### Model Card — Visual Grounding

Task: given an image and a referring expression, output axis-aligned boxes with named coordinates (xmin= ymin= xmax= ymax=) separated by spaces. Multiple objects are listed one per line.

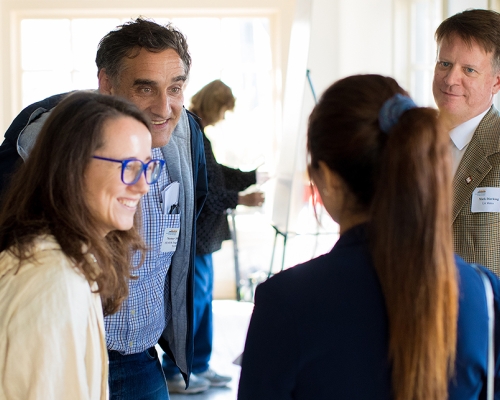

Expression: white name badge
xmin=471 ymin=187 xmax=500 ymax=213
xmin=161 ymin=227 xmax=180 ymax=253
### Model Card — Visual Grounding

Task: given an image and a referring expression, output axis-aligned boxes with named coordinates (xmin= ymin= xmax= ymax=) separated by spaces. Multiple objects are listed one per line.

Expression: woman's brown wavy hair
xmin=0 ymin=91 xmax=148 ymax=315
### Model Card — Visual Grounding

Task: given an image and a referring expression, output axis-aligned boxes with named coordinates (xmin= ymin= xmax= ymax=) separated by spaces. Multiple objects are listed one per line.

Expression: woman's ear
xmin=318 ymin=161 xmax=343 ymax=194
xmin=315 ymin=161 xmax=348 ymax=222
xmin=316 ymin=161 xmax=369 ymax=233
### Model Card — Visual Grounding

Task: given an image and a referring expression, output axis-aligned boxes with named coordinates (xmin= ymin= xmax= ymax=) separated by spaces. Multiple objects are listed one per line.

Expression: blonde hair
xmin=190 ymin=79 xmax=235 ymax=127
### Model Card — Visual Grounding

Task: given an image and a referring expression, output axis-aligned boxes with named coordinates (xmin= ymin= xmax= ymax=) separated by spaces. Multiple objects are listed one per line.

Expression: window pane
xmin=72 ymin=71 xmax=98 ymax=91
xmin=172 ymin=18 xmax=224 ymax=94
xmin=71 ymin=18 xmax=121 ymax=71
xmin=21 ymin=19 xmax=72 ymax=70
xmin=409 ymin=0 xmax=441 ymax=106
xmin=169 ymin=17 xmax=273 ymax=169
xmin=447 ymin=0 xmax=487 ymax=17
xmin=19 ymin=16 xmax=275 ymax=170
xmin=22 ymin=71 xmax=72 ymax=107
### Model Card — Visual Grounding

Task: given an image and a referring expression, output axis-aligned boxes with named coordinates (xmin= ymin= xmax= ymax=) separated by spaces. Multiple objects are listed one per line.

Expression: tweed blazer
xmin=453 ymin=105 xmax=500 ymax=276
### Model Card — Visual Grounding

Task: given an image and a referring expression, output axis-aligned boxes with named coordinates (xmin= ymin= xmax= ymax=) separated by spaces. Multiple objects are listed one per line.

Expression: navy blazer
xmin=0 ymin=92 xmax=66 ymax=198
xmin=238 ymin=224 xmax=500 ymax=399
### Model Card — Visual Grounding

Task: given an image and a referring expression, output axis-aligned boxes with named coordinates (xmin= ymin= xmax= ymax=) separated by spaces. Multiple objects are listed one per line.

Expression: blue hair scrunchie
xmin=378 ymin=93 xmax=418 ymax=133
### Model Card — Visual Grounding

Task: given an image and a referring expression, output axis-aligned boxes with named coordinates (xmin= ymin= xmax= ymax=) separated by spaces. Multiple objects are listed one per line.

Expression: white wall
xmin=270 ymin=0 xmax=395 ymax=235
xmin=295 ymin=0 xmax=395 ymax=139
xmin=447 ymin=0 xmax=488 ymax=15
xmin=306 ymin=0 xmax=394 ymax=104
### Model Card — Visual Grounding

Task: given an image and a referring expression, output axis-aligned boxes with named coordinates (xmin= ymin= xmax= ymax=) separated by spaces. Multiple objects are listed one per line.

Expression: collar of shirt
xmin=449 ymin=109 xmax=489 ymax=176
xmin=450 ymin=109 xmax=489 ymax=151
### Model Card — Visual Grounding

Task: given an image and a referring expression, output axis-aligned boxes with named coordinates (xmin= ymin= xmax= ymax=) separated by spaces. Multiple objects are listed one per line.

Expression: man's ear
xmin=492 ymin=66 xmax=500 ymax=95
xmin=98 ymin=69 xmax=113 ymax=95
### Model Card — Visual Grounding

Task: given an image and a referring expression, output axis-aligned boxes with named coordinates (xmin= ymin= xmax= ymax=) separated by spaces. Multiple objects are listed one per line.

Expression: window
xmin=409 ymin=0 xmax=442 ymax=106
xmin=20 ymin=18 xmax=121 ymax=107
xmin=18 ymin=14 xmax=276 ymax=170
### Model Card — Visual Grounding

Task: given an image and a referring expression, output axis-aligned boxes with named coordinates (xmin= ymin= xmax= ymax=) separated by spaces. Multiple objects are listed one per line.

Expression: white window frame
xmin=0 ymin=2 xmax=298 ymax=141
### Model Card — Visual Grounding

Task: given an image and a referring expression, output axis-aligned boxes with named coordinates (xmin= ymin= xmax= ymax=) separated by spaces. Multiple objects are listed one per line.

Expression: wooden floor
xmin=166 ymin=300 xmax=254 ymax=400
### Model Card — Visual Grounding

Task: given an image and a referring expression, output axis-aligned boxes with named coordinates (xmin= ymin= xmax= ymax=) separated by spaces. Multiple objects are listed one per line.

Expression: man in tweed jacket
xmin=433 ymin=9 xmax=500 ymax=275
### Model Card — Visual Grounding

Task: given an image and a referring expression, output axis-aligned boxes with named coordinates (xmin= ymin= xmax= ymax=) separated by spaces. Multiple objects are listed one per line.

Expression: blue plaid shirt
xmin=105 ymin=148 xmax=180 ymax=354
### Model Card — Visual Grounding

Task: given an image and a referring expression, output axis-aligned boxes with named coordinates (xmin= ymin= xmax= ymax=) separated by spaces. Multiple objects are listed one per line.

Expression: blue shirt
xmin=105 ymin=148 xmax=180 ymax=354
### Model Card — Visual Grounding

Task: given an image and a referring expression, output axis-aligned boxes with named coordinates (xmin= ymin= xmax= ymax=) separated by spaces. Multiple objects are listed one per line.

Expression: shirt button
xmin=131 ymin=310 xmax=136 ymax=316
xmin=129 ymin=341 xmax=133 ymax=347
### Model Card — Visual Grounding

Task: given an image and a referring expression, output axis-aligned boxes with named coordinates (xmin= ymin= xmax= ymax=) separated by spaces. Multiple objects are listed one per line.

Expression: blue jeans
xmin=163 ymin=253 xmax=213 ymax=377
xmin=109 ymin=347 xmax=170 ymax=400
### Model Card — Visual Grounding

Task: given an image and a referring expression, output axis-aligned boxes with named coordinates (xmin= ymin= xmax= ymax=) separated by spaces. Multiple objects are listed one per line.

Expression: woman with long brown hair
xmin=0 ymin=91 xmax=164 ymax=399
xmin=238 ymin=74 xmax=500 ymax=399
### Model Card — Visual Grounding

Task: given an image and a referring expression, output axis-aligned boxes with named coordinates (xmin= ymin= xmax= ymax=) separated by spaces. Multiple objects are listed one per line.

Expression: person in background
xmin=0 ymin=18 xmax=208 ymax=399
xmin=433 ymin=9 xmax=500 ymax=275
xmin=238 ymin=74 xmax=500 ymax=400
xmin=163 ymin=79 xmax=264 ymax=394
xmin=0 ymin=91 xmax=160 ymax=399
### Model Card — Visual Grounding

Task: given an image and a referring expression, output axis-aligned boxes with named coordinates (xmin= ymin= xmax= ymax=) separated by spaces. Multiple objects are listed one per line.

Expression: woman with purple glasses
xmin=0 ymin=91 xmax=163 ymax=399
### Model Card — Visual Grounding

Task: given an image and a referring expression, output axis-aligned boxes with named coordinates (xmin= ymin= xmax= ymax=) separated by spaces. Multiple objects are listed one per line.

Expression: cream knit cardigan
xmin=0 ymin=235 xmax=108 ymax=399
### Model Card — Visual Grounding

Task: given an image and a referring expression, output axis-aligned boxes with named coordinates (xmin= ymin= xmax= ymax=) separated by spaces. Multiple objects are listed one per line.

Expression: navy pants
xmin=163 ymin=253 xmax=213 ymax=376
xmin=109 ymin=347 xmax=169 ymax=399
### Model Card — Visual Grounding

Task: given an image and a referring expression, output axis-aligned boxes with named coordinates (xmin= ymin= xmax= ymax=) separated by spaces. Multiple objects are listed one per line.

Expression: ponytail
xmin=370 ymin=105 xmax=458 ymax=400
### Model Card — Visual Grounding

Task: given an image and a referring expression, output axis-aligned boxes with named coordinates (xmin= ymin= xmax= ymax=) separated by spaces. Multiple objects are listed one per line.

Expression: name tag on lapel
xmin=471 ymin=187 xmax=500 ymax=212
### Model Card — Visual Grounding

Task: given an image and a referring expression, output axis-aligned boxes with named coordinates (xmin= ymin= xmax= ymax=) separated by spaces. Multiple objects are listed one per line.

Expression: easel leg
xmin=268 ymin=228 xmax=280 ymax=279
xmin=228 ymin=210 xmax=241 ymax=301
